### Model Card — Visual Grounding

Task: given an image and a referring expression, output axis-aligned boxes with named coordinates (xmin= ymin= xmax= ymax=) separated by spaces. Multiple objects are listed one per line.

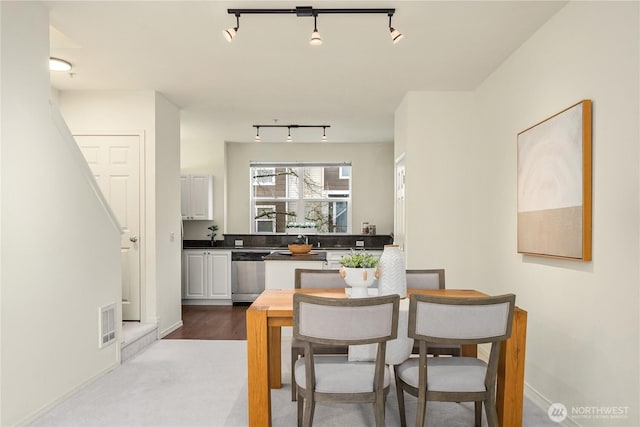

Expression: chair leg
xmin=291 ymin=349 xmax=298 ymax=401
xmin=485 ymin=395 xmax=499 ymax=427
xmin=297 ymin=393 xmax=304 ymax=427
xmin=374 ymin=391 xmax=385 ymax=427
xmin=303 ymin=394 xmax=316 ymax=427
xmin=394 ymin=369 xmax=407 ymax=427
xmin=416 ymin=391 xmax=427 ymax=427
xmin=474 ymin=401 xmax=482 ymax=427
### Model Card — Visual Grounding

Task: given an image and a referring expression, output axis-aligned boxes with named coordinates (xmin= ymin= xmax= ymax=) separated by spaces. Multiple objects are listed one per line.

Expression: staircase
xmin=121 ymin=322 xmax=158 ymax=362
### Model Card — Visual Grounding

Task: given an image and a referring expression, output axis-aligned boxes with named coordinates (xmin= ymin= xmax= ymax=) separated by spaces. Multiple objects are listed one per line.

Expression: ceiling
xmin=47 ymin=1 xmax=566 ymax=144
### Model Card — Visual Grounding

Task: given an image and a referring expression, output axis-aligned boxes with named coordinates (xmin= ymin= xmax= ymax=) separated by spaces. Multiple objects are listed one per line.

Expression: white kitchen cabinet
xmin=182 ymin=250 xmax=231 ymax=302
xmin=181 ymin=174 xmax=213 ymax=220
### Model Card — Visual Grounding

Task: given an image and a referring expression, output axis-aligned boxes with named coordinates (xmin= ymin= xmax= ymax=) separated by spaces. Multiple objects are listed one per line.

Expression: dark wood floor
xmin=163 ymin=304 xmax=249 ymax=340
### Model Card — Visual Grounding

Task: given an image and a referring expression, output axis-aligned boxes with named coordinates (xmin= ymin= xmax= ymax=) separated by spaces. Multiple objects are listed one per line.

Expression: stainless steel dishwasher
xmin=231 ymin=251 xmax=270 ymax=303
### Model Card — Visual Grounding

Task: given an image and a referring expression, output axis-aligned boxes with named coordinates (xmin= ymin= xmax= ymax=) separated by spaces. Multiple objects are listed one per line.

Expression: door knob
xmin=130 ymin=235 xmax=139 ymax=243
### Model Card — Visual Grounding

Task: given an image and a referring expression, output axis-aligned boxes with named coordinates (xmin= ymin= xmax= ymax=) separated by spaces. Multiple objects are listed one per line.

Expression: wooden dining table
xmin=246 ymin=288 xmax=527 ymax=427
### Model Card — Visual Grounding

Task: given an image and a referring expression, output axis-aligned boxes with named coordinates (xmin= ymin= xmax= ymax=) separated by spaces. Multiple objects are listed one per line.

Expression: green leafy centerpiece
xmin=338 ymin=250 xmax=380 ymax=298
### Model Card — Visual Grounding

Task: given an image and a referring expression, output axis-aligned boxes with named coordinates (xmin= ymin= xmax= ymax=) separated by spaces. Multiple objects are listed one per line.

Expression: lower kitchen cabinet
xmin=182 ymin=250 xmax=231 ymax=301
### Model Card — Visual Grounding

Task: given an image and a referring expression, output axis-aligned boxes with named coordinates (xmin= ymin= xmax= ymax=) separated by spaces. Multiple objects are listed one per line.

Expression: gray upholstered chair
xmin=394 ymin=293 xmax=516 ymax=427
xmin=405 ymin=269 xmax=445 ymax=290
xmin=405 ymin=269 xmax=461 ymax=357
xmin=291 ymin=269 xmax=348 ymax=400
xmin=293 ymin=293 xmax=400 ymax=427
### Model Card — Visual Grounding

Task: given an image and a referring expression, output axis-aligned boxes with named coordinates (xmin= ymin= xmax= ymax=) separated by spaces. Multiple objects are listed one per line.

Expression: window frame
xmin=250 ymin=162 xmax=352 ymax=234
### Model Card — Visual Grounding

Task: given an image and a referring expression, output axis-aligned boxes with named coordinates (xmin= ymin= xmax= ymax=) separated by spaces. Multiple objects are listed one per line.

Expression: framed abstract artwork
xmin=517 ymin=100 xmax=592 ymax=261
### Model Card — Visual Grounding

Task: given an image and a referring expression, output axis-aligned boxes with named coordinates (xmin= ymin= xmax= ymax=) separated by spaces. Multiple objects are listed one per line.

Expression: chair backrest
xmin=408 ymin=294 xmax=515 ymax=345
xmin=295 ymin=268 xmax=345 ymax=289
xmin=405 ymin=269 xmax=445 ymax=290
xmin=293 ymin=294 xmax=400 ymax=345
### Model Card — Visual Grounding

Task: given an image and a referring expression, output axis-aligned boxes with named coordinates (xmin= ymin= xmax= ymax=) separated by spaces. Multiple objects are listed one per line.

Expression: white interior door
xmin=395 ymin=156 xmax=406 ymax=251
xmin=75 ymin=134 xmax=141 ymax=321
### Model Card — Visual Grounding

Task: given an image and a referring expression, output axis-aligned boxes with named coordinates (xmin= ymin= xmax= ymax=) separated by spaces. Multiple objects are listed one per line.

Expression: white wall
xmin=1 ymin=2 xmax=121 ymax=424
xmin=59 ymin=91 xmax=182 ymax=336
xmin=394 ymin=92 xmax=476 ymax=290
xmin=154 ymin=94 xmax=182 ymax=336
xmin=473 ymin=2 xmax=639 ymax=424
xmin=397 ymin=2 xmax=639 ymax=425
xmin=224 ymin=142 xmax=394 ymax=235
xmin=180 ymin=111 xmax=226 ymax=240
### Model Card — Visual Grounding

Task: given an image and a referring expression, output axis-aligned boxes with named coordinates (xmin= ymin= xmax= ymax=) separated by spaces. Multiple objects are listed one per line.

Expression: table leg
xmin=269 ymin=326 xmax=282 ymax=388
xmin=497 ymin=307 xmax=528 ymax=427
xmin=246 ymin=306 xmax=271 ymax=427
xmin=461 ymin=344 xmax=478 ymax=357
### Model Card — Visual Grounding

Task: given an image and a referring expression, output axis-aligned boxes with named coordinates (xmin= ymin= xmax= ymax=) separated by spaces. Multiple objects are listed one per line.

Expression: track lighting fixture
xmin=225 ymin=7 xmax=403 ymax=45
xmin=388 ymin=13 xmax=403 ymax=44
xmin=223 ymin=13 xmax=240 ymax=42
xmin=310 ymin=14 xmax=322 ymax=46
xmin=252 ymin=124 xmax=330 ymax=142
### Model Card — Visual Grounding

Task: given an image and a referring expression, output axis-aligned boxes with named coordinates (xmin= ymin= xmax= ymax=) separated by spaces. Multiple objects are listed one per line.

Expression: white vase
xmin=340 ymin=267 xmax=378 ymax=298
xmin=378 ymin=245 xmax=406 ymax=298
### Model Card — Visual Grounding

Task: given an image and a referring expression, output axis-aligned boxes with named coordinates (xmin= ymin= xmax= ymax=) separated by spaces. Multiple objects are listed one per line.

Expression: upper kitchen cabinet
xmin=181 ymin=174 xmax=214 ymax=220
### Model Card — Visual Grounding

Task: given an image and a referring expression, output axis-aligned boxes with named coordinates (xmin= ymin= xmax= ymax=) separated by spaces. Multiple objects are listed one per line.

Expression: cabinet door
xmin=180 ymin=176 xmax=191 ymax=219
xmin=209 ymin=251 xmax=231 ymax=298
xmin=189 ymin=175 xmax=213 ymax=220
xmin=183 ymin=251 xmax=207 ymax=298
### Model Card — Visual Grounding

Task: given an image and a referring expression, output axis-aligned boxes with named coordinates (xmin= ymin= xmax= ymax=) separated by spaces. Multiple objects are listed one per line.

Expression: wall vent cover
xmin=99 ymin=304 xmax=116 ymax=348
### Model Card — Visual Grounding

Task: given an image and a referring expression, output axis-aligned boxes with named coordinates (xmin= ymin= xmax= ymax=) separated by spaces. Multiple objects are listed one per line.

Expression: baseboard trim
xmin=182 ymin=299 xmax=233 ymax=306
xmin=159 ymin=320 xmax=183 ymax=338
xmin=525 ymin=383 xmax=582 ymax=427
xmin=17 ymin=360 xmax=119 ymax=426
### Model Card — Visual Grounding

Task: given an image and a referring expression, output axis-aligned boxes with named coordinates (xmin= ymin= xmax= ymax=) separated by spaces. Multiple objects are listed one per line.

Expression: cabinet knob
xmin=130 ymin=235 xmax=139 ymax=243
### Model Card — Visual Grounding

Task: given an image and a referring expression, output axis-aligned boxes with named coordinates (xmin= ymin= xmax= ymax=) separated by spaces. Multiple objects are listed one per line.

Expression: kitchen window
xmin=250 ymin=162 xmax=351 ymax=233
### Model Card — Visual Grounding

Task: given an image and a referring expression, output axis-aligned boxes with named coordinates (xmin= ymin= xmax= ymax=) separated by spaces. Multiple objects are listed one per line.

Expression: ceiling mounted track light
xmin=252 ymin=124 xmax=331 ymax=142
xmin=310 ymin=13 xmax=322 ymax=46
xmin=223 ymin=13 xmax=240 ymax=42
xmin=388 ymin=13 xmax=403 ymax=44
xmin=225 ymin=7 xmax=403 ymax=44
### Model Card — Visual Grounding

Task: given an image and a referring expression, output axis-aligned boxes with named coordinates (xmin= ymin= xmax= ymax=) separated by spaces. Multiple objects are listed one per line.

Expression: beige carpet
xmin=29 ymin=339 xmax=555 ymax=426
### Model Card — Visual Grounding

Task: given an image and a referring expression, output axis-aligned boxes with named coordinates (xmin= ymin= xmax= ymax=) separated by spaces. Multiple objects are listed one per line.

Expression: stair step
xmin=121 ymin=322 xmax=157 ymax=362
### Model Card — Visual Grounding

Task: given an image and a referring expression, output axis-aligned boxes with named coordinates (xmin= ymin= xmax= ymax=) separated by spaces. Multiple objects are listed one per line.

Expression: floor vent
xmin=99 ymin=304 xmax=116 ymax=348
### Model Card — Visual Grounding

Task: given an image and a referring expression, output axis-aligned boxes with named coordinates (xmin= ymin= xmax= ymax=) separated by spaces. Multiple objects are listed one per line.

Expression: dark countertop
xmin=263 ymin=251 xmax=327 ymax=261
xmin=182 ymin=240 xmax=385 ymax=251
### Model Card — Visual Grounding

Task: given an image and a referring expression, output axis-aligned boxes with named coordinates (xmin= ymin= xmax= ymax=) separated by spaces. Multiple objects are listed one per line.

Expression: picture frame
xmin=517 ymin=100 xmax=592 ymax=261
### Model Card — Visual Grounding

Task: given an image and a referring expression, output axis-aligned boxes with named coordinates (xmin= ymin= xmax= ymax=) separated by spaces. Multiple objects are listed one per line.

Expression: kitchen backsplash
xmin=183 ymin=233 xmax=393 ymax=249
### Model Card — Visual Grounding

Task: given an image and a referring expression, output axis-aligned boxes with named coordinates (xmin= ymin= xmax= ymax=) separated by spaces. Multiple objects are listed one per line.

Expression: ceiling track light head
xmin=223 ymin=13 xmax=240 ymax=42
xmin=309 ymin=14 xmax=322 ymax=46
xmin=388 ymin=13 xmax=403 ymax=44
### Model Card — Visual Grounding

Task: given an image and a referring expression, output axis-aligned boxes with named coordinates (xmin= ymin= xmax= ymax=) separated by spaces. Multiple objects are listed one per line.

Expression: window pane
xmin=253 ymin=168 xmax=294 ymax=198
xmin=286 ymin=168 xmax=299 ymax=198
xmin=324 ymin=166 xmax=350 ymax=197
xmin=256 ymin=220 xmax=274 ymax=232
xmin=303 ymin=167 xmax=324 ymax=198
xmin=304 ymin=201 xmax=349 ymax=233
